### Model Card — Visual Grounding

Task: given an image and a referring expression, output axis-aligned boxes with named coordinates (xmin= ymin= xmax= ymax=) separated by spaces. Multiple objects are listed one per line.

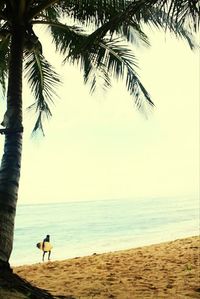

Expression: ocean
xmin=10 ymin=196 xmax=199 ymax=266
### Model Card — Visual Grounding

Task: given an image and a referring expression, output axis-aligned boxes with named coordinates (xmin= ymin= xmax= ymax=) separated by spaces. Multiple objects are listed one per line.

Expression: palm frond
xmin=98 ymin=38 xmax=154 ymax=110
xmin=24 ymin=50 xmax=61 ymax=134
xmin=32 ymin=20 xmax=87 ymax=56
xmin=48 ymin=21 xmax=85 ymax=55
xmin=154 ymin=0 xmax=200 ymax=31
xmin=28 ymin=0 xmax=58 ymax=20
xmin=134 ymin=5 xmax=198 ymax=49
xmin=80 ymin=53 xmax=112 ymax=94
xmin=38 ymin=4 xmax=60 ymax=23
xmin=47 ymin=22 xmax=113 ymax=94
xmin=67 ymin=36 xmax=154 ymax=112
xmin=117 ymin=22 xmax=150 ymax=46
xmin=75 ymin=1 xmax=197 ymax=53
xmin=56 ymin=0 xmax=128 ymax=26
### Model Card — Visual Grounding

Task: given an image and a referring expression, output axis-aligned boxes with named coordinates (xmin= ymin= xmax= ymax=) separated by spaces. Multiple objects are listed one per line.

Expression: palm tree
xmin=0 ymin=0 xmax=198 ymax=271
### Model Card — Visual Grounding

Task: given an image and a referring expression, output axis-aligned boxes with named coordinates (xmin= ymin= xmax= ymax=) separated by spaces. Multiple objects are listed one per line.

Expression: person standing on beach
xmin=42 ymin=234 xmax=51 ymax=262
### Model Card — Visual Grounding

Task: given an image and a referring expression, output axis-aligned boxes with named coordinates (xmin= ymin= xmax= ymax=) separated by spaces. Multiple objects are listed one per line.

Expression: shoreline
xmin=12 ymin=196 xmax=198 ymax=268
xmin=11 ymin=232 xmax=199 ymax=267
xmin=14 ymin=236 xmax=200 ymax=298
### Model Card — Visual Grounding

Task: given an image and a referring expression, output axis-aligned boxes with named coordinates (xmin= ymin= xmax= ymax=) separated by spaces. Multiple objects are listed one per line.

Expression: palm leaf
xmin=154 ymin=0 xmax=200 ymax=31
xmin=80 ymin=53 xmax=112 ymax=94
xmin=43 ymin=4 xmax=60 ymax=22
xmin=45 ymin=21 xmax=115 ymax=95
xmin=27 ymin=0 xmax=59 ymax=20
xmin=136 ymin=6 xmax=198 ymax=49
xmin=32 ymin=1 xmax=198 ymax=48
xmin=49 ymin=21 xmax=85 ymax=55
xmin=24 ymin=50 xmax=61 ymax=134
xmin=98 ymin=39 xmax=154 ymax=110
xmin=56 ymin=0 xmax=128 ymax=26
xmin=67 ymin=36 xmax=153 ymax=111
xmin=32 ymin=20 xmax=87 ymax=56
xmin=75 ymin=1 xmax=197 ymax=52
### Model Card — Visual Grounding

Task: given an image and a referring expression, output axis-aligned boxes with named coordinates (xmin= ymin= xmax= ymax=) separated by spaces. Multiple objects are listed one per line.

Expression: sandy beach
xmin=12 ymin=236 xmax=200 ymax=298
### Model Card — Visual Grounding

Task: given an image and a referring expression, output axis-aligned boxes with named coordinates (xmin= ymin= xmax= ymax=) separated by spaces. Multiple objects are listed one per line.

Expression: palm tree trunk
xmin=0 ymin=24 xmax=24 ymax=271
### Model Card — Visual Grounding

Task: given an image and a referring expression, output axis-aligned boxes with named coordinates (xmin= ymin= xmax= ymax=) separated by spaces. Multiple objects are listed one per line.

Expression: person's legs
xmin=48 ymin=250 xmax=51 ymax=260
xmin=42 ymin=251 xmax=46 ymax=261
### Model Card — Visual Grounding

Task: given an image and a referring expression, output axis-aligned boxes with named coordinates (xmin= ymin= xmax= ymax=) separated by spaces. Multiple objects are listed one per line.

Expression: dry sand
xmin=14 ymin=236 xmax=200 ymax=299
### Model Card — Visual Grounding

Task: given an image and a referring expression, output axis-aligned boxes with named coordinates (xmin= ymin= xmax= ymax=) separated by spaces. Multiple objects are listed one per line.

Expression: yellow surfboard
xmin=36 ymin=241 xmax=53 ymax=251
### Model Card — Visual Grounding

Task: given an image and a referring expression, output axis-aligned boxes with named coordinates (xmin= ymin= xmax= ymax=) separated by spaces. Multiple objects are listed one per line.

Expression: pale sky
xmin=0 ymin=28 xmax=199 ymax=204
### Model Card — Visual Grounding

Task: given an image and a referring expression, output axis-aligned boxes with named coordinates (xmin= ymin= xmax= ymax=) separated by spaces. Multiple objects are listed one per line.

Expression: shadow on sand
xmin=0 ymin=270 xmax=76 ymax=299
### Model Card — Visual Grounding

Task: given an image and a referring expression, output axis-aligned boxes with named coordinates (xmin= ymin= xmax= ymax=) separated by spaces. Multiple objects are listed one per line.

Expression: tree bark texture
xmin=0 ymin=24 xmax=24 ymax=267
